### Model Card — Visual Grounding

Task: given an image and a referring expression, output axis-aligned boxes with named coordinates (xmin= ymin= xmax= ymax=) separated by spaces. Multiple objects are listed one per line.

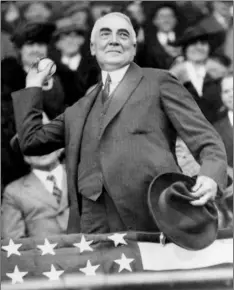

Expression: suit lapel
xmin=23 ymin=172 xmax=58 ymax=209
xmin=100 ymin=63 xmax=143 ymax=138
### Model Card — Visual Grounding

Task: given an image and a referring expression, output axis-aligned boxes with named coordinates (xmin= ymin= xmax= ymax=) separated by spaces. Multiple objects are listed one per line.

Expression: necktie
xmin=102 ymin=74 xmax=111 ymax=104
xmin=47 ymin=175 xmax=62 ymax=204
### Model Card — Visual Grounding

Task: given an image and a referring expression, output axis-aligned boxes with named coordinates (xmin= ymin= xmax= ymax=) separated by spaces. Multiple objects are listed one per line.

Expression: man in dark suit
xmin=12 ymin=12 xmax=228 ymax=235
xmin=144 ymin=2 xmax=182 ymax=69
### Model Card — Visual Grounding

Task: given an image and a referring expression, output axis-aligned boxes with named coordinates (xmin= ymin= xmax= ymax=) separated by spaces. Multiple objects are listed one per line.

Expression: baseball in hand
xmin=37 ymin=58 xmax=56 ymax=76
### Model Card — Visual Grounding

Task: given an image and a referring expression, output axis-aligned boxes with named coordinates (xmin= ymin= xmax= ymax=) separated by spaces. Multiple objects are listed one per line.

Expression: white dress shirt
xmin=101 ymin=64 xmax=130 ymax=96
xmin=33 ymin=164 xmax=64 ymax=194
xmin=157 ymin=31 xmax=176 ymax=46
xmin=61 ymin=53 xmax=81 ymax=71
xmin=185 ymin=61 xmax=206 ymax=97
xmin=228 ymin=111 xmax=233 ymax=126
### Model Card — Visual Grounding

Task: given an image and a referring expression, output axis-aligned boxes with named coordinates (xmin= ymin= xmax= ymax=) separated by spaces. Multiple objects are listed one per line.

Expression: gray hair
xmin=90 ymin=12 xmax=137 ymax=44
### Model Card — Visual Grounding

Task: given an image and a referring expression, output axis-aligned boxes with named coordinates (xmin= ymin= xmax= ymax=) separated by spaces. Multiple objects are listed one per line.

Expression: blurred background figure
xmin=1 ymin=21 xmax=67 ymax=191
xmin=89 ymin=1 xmax=113 ymax=22
xmin=21 ymin=1 xmax=53 ymax=23
xmin=213 ymin=73 xmax=233 ymax=168
xmin=122 ymin=1 xmax=146 ymax=66
xmin=206 ymin=50 xmax=232 ymax=80
xmin=170 ymin=25 xmax=227 ymax=125
xmin=144 ymin=2 xmax=183 ymax=69
xmin=1 ymin=115 xmax=69 ymax=239
xmin=51 ymin=17 xmax=100 ymax=106
xmin=199 ymin=1 xmax=233 ymax=59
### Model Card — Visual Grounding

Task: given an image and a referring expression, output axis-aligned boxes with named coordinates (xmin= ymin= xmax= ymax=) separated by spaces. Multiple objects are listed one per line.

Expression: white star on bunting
xmin=79 ymin=260 xmax=100 ymax=276
xmin=114 ymin=253 xmax=134 ymax=272
xmin=6 ymin=266 xmax=28 ymax=284
xmin=73 ymin=235 xmax=93 ymax=253
xmin=108 ymin=233 xmax=127 ymax=247
xmin=2 ymin=239 xmax=22 ymax=257
xmin=43 ymin=264 xmax=64 ymax=281
xmin=37 ymin=238 xmax=57 ymax=255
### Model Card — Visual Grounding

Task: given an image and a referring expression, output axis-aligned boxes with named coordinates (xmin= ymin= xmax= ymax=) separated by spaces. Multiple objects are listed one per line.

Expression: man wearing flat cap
xmin=1 ymin=21 xmax=67 ymax=189
xmin=12 ymin=13 xmax=228 ymax=236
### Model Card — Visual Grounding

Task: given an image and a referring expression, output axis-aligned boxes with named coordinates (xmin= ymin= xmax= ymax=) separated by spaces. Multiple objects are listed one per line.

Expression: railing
xmin=2 ymin=266 xmax=233 ymax=290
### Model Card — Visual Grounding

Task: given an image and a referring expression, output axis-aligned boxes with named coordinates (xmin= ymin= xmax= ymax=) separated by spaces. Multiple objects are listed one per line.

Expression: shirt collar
xmin=101 ymin=64 xmax=130 ymax=85
xmin=186 ymin=61 xmax=206 ymax=78
xmin=33 ymin=164 xmax=63 ymax=187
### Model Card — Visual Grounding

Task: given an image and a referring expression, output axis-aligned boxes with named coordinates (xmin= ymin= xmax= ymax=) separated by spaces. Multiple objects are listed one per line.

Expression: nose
xmin=109 ymin=33 xmax=119 ymax=45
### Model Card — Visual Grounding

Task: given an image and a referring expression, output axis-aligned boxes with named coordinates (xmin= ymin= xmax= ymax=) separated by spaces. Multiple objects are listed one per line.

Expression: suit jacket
xmin=1 ymin=167 xmax=69 ymax=239
xmin=213 ymin=115 xmax=233 ymax=167
xmin=12 ymin=62 xmax=228 ymax=234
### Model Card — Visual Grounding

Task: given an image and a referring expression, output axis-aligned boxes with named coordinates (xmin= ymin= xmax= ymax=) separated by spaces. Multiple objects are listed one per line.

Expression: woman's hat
xmin=148 ymin=172 xmax=219 ymax=250
xmin=11 ymin=21 xmax=55 ymax=48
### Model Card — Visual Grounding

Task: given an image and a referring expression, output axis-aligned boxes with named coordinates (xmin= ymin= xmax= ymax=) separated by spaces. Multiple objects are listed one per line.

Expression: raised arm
xmin=12 ymin=61 xmax=65 ymax=156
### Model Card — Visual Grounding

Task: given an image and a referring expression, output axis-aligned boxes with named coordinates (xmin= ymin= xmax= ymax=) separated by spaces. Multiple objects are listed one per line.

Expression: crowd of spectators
xmin=1 ymin=1 xmax=233 ymax=238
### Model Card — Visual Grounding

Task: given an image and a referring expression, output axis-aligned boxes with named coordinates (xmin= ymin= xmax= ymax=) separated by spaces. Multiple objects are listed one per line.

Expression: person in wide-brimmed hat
xmin=1 ymin=21 xmax=67 ymax=189
xmin=170 ymin=24 xmax=228 ymax=125
xmin=50 ymin=17 xmax=100 ymax=106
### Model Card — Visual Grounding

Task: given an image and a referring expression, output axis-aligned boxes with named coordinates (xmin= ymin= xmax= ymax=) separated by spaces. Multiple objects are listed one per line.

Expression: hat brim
xmin=148 ymin=172 xmax=218 ymax=250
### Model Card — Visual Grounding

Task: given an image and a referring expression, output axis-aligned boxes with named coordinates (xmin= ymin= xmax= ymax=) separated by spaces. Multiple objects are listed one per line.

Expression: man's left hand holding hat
xmin=190 ymin=175 xmax=218 ymax=206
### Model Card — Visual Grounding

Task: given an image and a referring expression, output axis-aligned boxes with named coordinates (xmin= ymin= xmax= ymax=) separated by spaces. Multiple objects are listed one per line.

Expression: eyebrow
xmin=99 ymin=27 xmax=130 ymax=35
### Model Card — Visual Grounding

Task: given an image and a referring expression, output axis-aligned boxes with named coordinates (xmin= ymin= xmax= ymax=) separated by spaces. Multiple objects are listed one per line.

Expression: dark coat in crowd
xmin=1 ymin=57 xmax=67 ymax=188
xmin=144 ymin=26 xmax=181 ymax=70
xmin=50 ymin=50 xmax=100 ymax=106
xmin=213 ymin=115 xmax=233 ymax=167
xmin=183 ymin=74 xmax=227 ymax=125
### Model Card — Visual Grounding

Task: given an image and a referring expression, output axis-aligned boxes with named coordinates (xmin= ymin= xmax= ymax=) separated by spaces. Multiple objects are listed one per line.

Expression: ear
xmin=90 ymin=42 xmax=96 ymax=56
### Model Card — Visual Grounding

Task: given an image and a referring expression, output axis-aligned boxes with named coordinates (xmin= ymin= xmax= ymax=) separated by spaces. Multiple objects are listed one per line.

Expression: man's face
xmin=24 ymin=3 xmax=52 ymax=22
xmin=56 ymin=32 xmax=85 ymax=56
xmin=127 ymin=2 xmax=145 ymax=25
xmin=153 ymin=7 xmax=177 ymax=33
xmin=185 ymin=40 xmax=210 ymax=63
xmin=71 ymin=10 xmax=88 ymax=28
xmin=221 ymin=76 xmax=233 ymax=111
xmin=20 ymin=42 xmax=48 ymax=66
xmin=90 ymin=15 xmax=136 ymax=71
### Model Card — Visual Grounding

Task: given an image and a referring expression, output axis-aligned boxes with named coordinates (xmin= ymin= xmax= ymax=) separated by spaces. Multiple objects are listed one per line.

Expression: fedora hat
xmin=148 ymin=172 xmax=219 ymax=250
xmin=11 ymin=20 xmax=55 ymax=48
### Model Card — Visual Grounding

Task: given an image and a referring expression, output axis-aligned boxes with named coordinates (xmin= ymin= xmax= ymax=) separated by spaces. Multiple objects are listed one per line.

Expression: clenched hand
xmin=190 ymin=175 xmax=218 ymax=206
xmin=26 ymin=59 xmax=54 ymax=88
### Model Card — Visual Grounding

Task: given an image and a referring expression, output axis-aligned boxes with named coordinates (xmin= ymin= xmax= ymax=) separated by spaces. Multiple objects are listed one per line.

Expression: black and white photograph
xmin=1 ymin=1 xmax=233 ymax=289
